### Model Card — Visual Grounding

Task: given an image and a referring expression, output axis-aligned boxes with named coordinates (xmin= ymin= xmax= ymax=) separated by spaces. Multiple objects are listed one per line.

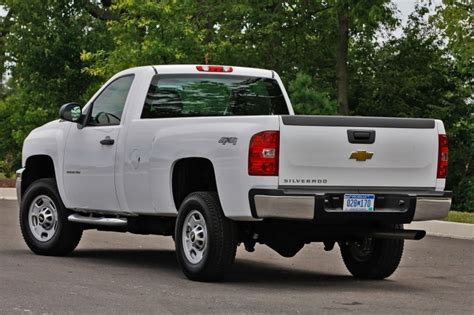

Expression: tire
xmin=19 ymin=178 xmax=82 ymax=256
xmin=175 ymin=191 xmax=237 ymax=282
xmin=340 ymin=225 xmax=404 ymax=280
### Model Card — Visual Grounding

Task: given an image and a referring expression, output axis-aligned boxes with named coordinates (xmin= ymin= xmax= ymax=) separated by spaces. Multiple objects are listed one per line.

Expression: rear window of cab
xmin=141 ymin=74 xmax=289 ymax=119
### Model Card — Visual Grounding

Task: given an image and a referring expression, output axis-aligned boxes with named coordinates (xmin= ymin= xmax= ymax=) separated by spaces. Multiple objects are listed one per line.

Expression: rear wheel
xmin=175 ymin=192 xmax=237 ymax=282
xmin=20 ymin=178 xmax=82 ymax=256
xmin=340 ymin=225 xmax=404 ymax=279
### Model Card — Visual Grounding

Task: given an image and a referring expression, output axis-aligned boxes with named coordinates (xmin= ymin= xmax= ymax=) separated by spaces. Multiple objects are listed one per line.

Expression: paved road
xmin=1 ymin=200 xmax=473 ymax=314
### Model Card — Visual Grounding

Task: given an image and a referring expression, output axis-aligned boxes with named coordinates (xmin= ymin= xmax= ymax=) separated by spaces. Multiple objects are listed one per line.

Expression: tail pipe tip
xmin=370 ymin=229 xmax=426 ymax=240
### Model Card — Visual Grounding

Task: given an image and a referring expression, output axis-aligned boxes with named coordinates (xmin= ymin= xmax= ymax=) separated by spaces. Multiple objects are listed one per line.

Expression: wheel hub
xmin=182 ymin=210 xmax=208 ymax=264
xmin=349 ymin=238 xmax=374 ymax=262
xmin=28 ymin=195 xmax=58 ymax=242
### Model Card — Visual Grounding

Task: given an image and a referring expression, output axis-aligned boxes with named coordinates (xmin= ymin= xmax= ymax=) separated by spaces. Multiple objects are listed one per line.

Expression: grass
xmin=0 ymin=173 xmax=14 ymax=179
xmin=0 ymin=172 xmax=15 ymax=179
xmin=444 ymin=211 xmax=474 ymax=224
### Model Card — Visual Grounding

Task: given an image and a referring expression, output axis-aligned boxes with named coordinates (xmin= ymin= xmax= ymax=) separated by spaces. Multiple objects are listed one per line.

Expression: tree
xmin=331 ymin=0 xmax=398 ymax=115
xmin=336 ymin=2 xmax=350 ymax=115
xmin=349 ymin=6 xmax=473 ymax=210
xmin=431 ymin=0 xmax=473 ymax=210
xmin=289 ymin=72 xmax=337 ymax=115
xmin=81 ymin=1 xmax=209 ymax=78
xmin=0 ymin=0 xmax=112 ymax=173
xmin=432 ymin=0 xmax=473 ymax=75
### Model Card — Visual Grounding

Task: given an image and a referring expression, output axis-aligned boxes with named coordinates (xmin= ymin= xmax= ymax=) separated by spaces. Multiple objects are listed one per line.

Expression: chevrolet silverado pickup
xmin=17 ymin=65 xmax=451 ymax=281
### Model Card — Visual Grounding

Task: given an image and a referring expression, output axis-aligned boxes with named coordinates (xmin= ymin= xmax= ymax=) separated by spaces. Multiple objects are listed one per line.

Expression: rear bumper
xmin=249 ymin=189 xmax=451 ymax=223
xmin=412 ymin=197 xmax=451 ymax=221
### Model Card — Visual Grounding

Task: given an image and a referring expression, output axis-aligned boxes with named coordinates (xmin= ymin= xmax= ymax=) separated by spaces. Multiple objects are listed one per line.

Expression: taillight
xmin=248 ymin=131 xmax=279 ymax=176
xmin=196 ymin=65 xmax=233 ymax=73
xmin=437 ymin=134 xmax=448 ymax=178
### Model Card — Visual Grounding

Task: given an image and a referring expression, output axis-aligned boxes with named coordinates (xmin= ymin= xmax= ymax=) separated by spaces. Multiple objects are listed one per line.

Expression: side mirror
xmin=59 ymin=103 xmax=82 ymax=123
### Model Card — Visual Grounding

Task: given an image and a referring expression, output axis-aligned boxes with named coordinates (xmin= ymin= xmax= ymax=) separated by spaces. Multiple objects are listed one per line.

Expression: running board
xmin=68 ymin=214 xmax=128 ymax=227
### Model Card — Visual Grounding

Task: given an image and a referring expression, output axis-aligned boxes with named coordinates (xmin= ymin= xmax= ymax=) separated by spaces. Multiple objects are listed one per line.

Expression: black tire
xmin=20 ymin=178 xmax=82 ymax=256
xmin=340 ymin=226 xmax=404 ymax=280
xmin=175 ymin=191 xmax=237 ymax=282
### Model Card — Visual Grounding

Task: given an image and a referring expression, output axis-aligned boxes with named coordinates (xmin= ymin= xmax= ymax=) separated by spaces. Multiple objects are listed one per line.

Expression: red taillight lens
xmin=196 ymin=65 xmax=233 ymax=72
xmin=437 ymin=134 xmax=448 ymax=178
xmin=248 ymin=131 xmax=279 ymax=176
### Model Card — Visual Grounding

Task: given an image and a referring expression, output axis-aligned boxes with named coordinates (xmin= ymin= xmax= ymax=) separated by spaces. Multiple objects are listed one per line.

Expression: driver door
xmin=63 ymin=75 xmax=134 ymax=211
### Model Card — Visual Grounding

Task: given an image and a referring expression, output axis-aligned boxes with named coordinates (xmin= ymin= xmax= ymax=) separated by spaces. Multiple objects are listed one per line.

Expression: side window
xmin=88 ymin=75 xmax=134 ymax=126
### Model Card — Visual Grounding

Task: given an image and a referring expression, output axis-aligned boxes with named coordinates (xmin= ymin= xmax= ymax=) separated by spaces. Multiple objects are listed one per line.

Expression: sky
xmin=393 ymin=0 xmax=442 ymax=31
xmin=395 ymin=0 xmax=429 ymax=23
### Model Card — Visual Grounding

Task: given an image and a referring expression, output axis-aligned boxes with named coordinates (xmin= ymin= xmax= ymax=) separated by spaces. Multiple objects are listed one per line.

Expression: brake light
xmin=248 ymin=131 xmax=279 ymax=176
xmin=196 ymin=65 xmax=233 ymax=73
xmin=437 ymin=134 xmax=448 ymax=178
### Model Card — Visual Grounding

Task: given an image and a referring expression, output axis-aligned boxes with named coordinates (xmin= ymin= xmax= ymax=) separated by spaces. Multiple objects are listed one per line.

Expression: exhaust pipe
xmin=68 ymin=214 xmax=128 ymax=227
xmin=370 ymin=229 xmax=426 ymax=240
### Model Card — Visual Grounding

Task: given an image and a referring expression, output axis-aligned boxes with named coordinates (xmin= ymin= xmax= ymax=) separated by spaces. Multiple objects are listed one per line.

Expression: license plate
xmin=343 ymin=194 xmax=375 ymax=212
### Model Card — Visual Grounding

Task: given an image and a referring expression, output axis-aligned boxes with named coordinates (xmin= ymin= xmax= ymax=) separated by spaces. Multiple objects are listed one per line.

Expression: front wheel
xmin=19 ymin=178 xmax=82 ymax=256
xmin=340 ymin=226 xmax=404 ymax=279
xmin=175 ymin=192 xmax=237 ymax=282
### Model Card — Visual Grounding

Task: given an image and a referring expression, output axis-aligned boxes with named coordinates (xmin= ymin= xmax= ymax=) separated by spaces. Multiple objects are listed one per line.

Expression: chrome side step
xmin=68 ymin=214 xmax=128 ymax=227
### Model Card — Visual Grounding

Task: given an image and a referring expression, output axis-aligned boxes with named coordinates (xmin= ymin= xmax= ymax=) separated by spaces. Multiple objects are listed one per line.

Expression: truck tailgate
xmin=279 ymin=116 xmax=439 ymax=189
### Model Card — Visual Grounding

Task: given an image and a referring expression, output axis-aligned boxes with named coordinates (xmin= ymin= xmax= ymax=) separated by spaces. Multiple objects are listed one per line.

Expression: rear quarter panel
xmin=121 ymin=116 xmax=280 ymax=219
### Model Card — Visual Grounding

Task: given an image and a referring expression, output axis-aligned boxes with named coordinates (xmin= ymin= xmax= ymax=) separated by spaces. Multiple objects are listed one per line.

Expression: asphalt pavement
xmin=1 ymin=200 xmax=473 ymax=314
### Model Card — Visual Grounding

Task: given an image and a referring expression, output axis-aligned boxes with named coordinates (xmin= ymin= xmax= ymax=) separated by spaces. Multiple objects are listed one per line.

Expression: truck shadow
xmin=72 ymin=248 xmax=178 ymax=272
xmin=69 ymin=248 xmax=417 ymax=292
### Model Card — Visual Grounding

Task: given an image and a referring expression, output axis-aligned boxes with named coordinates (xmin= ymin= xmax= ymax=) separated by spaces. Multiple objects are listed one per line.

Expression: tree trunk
xmin=82 ymin=0 xmax=119 ymax=21
xmin=336 ymin=6 xmax=349 ymax=115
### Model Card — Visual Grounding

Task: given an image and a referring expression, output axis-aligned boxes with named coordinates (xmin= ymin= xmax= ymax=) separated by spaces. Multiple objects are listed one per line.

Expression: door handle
xmin=347 ymin=130 xmax=376 ymax=144
xmin=100 ymin=137 xmax=115 ymax=145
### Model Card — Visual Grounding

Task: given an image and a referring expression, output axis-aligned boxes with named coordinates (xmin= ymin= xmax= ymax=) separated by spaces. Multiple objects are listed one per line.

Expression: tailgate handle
xmin=347 ymin=130 xmax=376 ymax=144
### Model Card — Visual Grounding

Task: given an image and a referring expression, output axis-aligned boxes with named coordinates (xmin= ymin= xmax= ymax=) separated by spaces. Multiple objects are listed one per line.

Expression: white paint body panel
xmin=121 ymin=116 xmax=279 ymax=218
xmin=278 ymin=120 xmax=439 ymax=188
xmin=21 ymin=65 xmax=446 ymax=221
xmin=22 ymin=120 xmax=70 ymax=205
xmin=63 ymin=125 xmax=121 ymax=211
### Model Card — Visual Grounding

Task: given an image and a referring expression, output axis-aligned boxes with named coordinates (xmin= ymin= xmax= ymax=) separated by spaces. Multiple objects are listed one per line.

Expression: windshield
xmin=141 ymin=74 xmax=289 ymax=118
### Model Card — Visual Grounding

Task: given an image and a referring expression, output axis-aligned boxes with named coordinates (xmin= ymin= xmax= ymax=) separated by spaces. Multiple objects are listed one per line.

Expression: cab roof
xmin=120 ymin=64 xmax=275 ymax=79
xmin=153 ymin=65 xmax=274 ymax=78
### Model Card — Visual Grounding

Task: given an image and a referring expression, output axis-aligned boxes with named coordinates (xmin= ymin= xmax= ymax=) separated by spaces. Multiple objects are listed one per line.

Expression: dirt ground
xmin=0 ymin=179 xmax=15 ymax=188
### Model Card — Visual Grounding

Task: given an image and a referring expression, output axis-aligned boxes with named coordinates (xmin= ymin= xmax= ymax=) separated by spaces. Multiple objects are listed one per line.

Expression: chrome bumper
xmin=16 ymin=168 xmax=24 ymax=206
xmin=250 ymin=189 xmax=451 ymax=222
xmin=412 ymin=197 xmax=451 ymax=221
xmin=254 ymin=195 xmax=315 ymax=220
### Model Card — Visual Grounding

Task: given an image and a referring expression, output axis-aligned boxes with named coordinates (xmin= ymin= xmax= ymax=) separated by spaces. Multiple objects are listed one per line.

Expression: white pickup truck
xmin=17 ymin=65 xmax=451 ymax=281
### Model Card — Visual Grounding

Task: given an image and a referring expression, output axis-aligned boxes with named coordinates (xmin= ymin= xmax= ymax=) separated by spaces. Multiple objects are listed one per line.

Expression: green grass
xmin=0 ymin=172 xmax=14 ymax=179
xmin=444 ymin=211 xmax=474 ymax=224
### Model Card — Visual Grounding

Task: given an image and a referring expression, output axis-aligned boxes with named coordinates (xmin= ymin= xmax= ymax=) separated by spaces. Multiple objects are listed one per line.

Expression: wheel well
xmin=172 ymin=158 xmax=217 ymax=210
xmin=22 ymin=155 xmax=56 ymax=195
